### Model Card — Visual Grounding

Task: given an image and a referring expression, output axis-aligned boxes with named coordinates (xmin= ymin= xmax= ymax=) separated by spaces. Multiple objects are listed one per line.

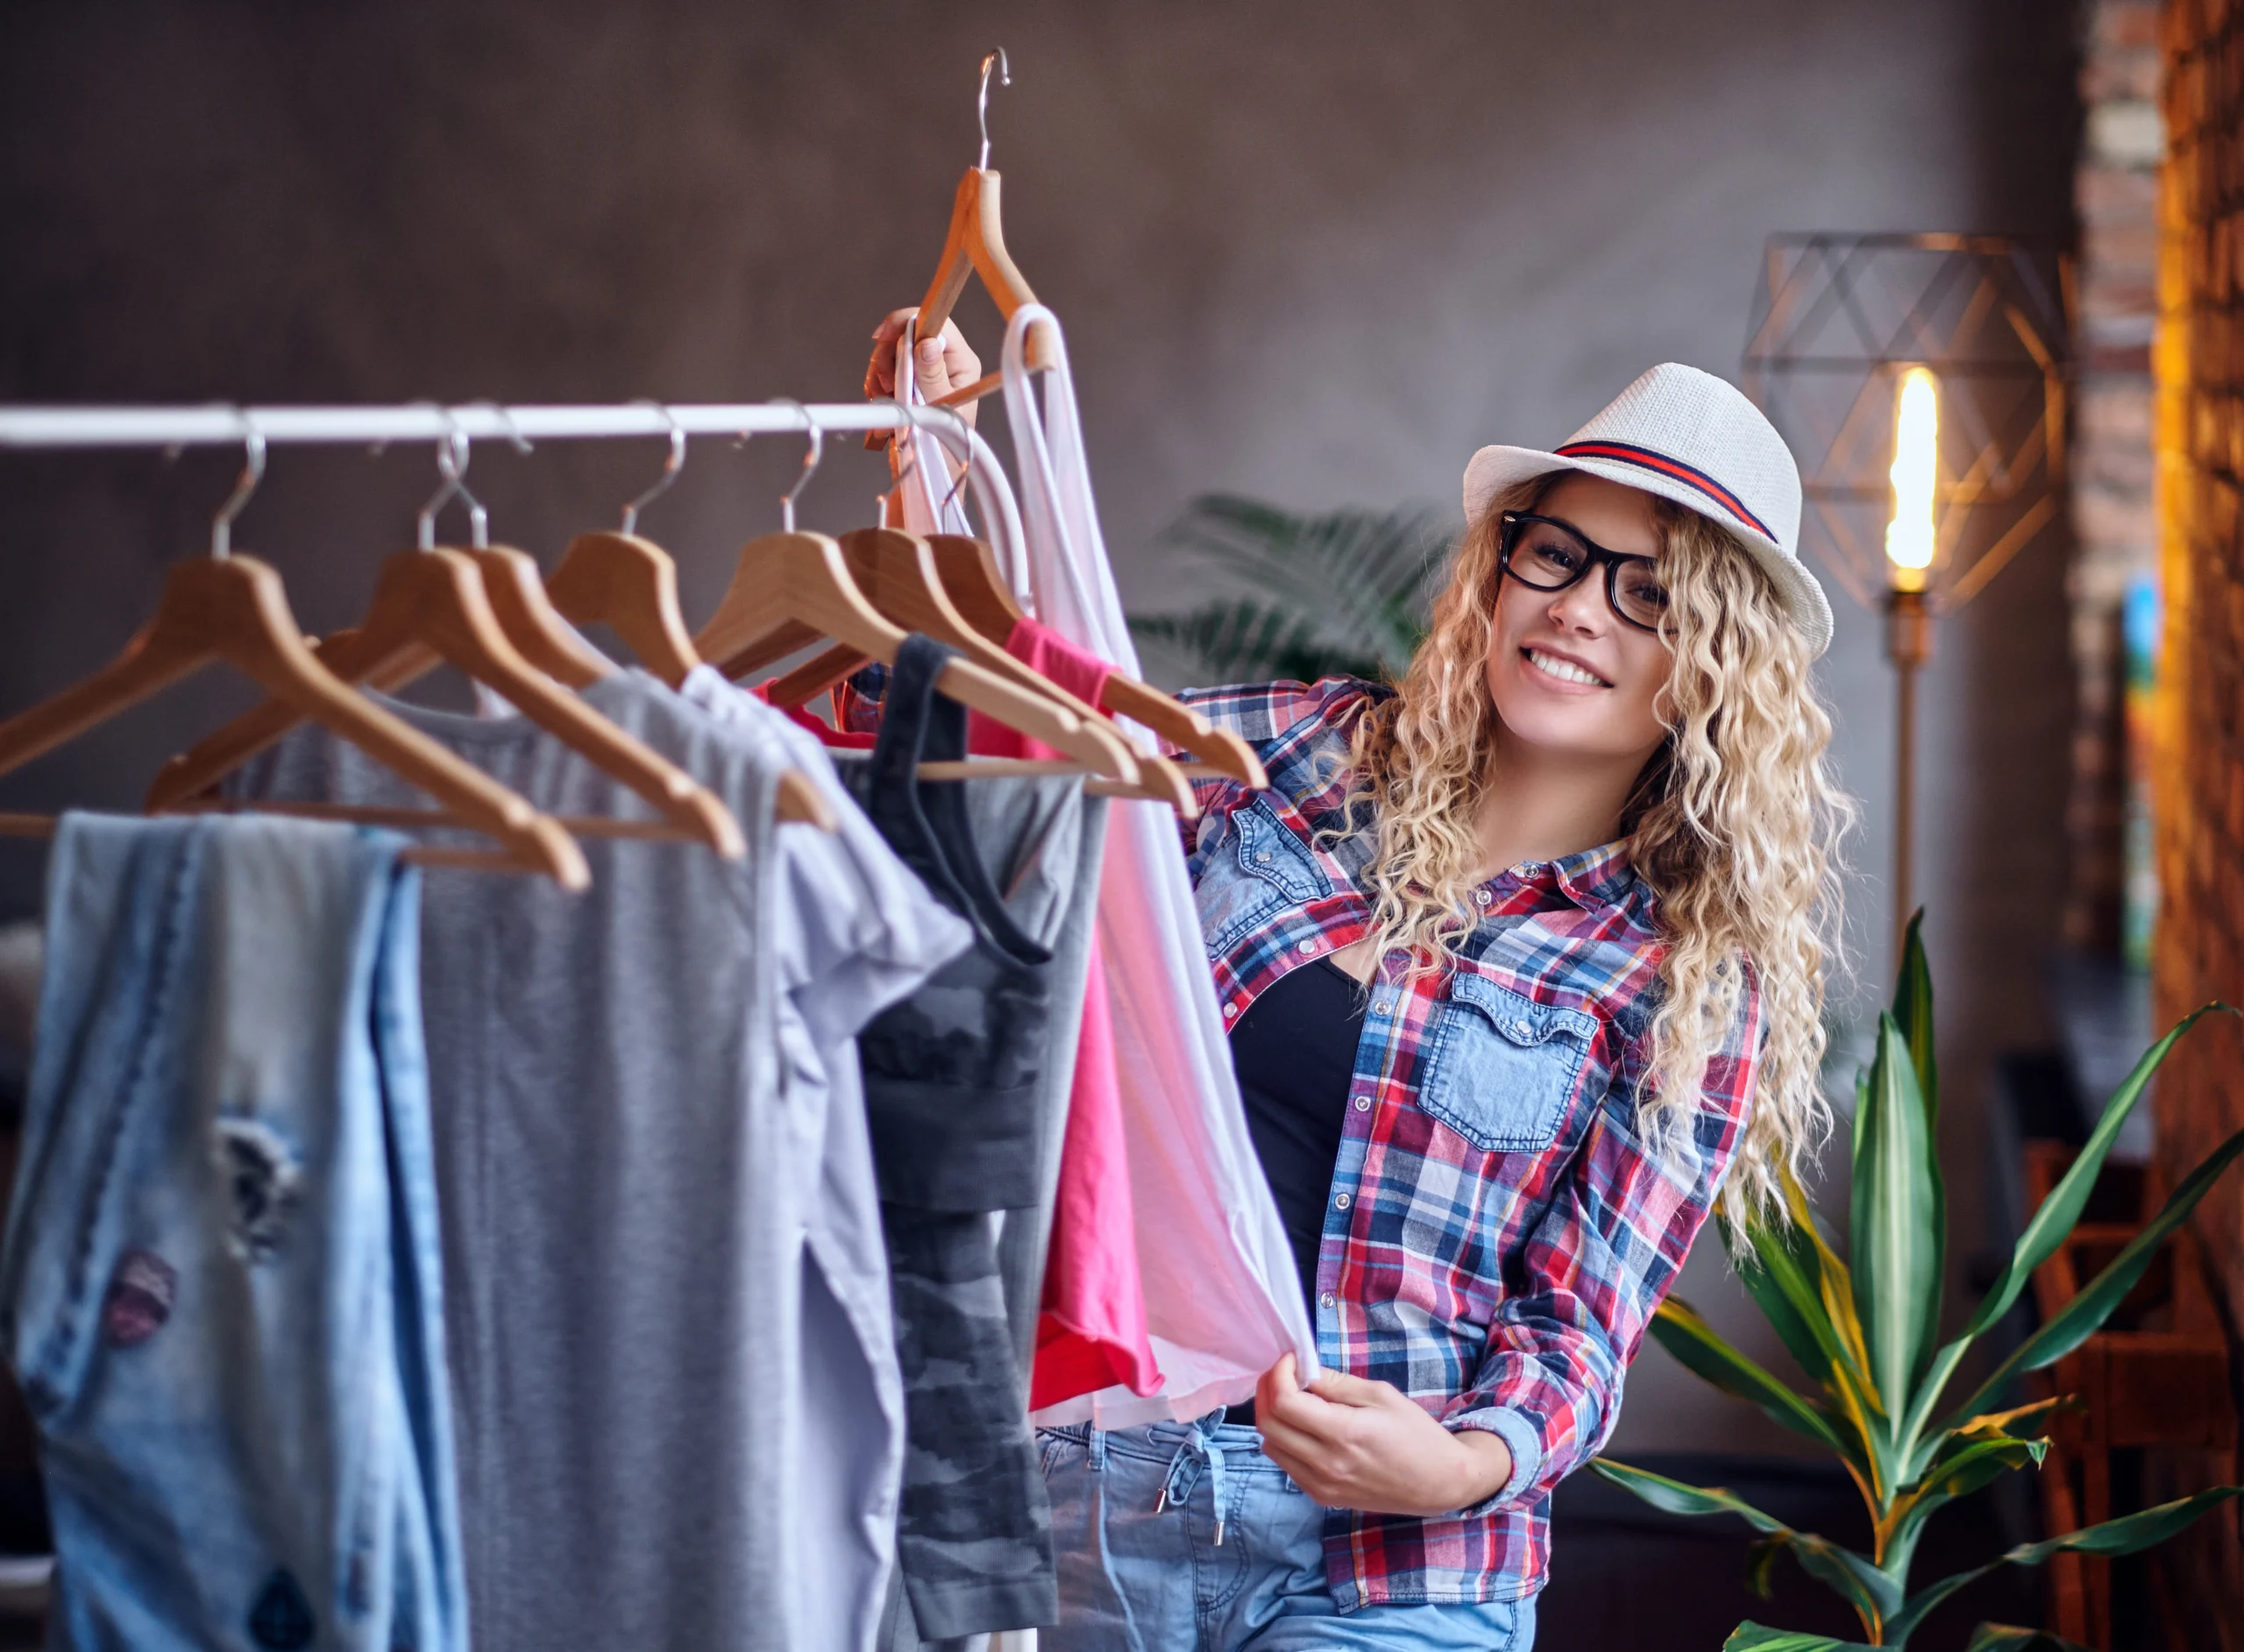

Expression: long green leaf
xmin=1726 ymin=1626 xmax=1879 ymax=1652
xmin=1907 ymin=1432 xmax=2049 ymax=1496
xmin=1884 ymin=1434 xmax=2049 ymax=1565
xmin=1589 ymin=1458 xmax=1898 ymax=1634
xmin=1780 ymin=1166 xmax=1878 ymax=1399
xmin=1947 ymin=1124 xmax=2244 ymax=1425
xmin=2008 ymin=1484 xmax=2243 ymax=1560
xmin=1885 ymin=1485 xmax=2244 ymax=1643
xmin=1907 ymin=1397 xmax=2066 ymax=1488
xmin=1889 ymin=911 xmax=1946 ymax=1391
xmin=1772 ymin=1165 xmax=1896 ymax=1499
xmin=1587 ymin=1457 xmax=1797 ymax=1528
xmin=1891 ymin=909 xmax=1938 ymax=1122
xmin=1963 ymin=1002 xmax=2238 ymax=1341
xmin=1912 ymin=1391 xmax=2064 ymax=1472
xmin=1649 ymin=1297 xmax=1853 ymax=1460
xmin=1729 ymin=1209 xmax=1842 ymax=1388
xmin=1964 ymin=1627 xmax=2095 ymax=1652
xmin=1728 ymin=1225 xmax=1889 ymax=1491
xmin=1851 ymin=1014 xmax=1941 ymax=1438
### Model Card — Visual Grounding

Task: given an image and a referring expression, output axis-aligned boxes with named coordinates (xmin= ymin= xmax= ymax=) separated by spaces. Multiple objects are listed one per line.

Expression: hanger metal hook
xmin=416 ymin=411 xmax=490 ymax=551
xmin=890 ymin=399 xmax=977 ymax=521
xmin=896 ymin=398 xmax=976 ymax=521
xmin=464 ymin=399 xmax=535 ymax=456
xmin=977 ymin=47 xmax=1009 ymax=170
xmin=621 ymin=401 xmax=686 ymax=535
xmin=210 ymin=410 xmax=266 ymax=560
xmin=772 ymin=401 xmax=823 ymax=534
xmin=876 ymin=395 xmax=920 ymax=493
xmin=918 ymin=402 xmax=980 ymax=518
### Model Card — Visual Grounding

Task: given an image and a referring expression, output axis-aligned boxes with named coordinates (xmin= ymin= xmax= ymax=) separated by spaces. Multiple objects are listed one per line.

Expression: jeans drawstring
xmin=1151 ymin=1414 xmax=1232 ymax=1545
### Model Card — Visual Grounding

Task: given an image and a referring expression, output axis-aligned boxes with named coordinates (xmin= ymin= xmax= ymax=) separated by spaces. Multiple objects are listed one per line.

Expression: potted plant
xmin=1592 ymin=914 xmax=2244 ymax=1649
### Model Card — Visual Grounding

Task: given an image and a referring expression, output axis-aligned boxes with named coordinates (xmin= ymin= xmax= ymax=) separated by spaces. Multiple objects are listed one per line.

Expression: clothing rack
xmin=0 ymin=397 xmax=1029 ymax=589
xmin=0 ymin=400 xmax=975 ymax=450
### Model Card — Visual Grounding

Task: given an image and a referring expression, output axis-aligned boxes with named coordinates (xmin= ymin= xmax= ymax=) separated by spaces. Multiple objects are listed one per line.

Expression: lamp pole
xmin=1885 ymin=585 xmax=1933 ymax=965
xmin=1884 ymin=365 xmax=1939 ymax=968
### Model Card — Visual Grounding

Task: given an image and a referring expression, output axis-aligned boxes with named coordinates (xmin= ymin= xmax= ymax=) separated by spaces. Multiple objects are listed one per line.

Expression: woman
xmin=871 ymin=321 xmax=1851 ymax=1650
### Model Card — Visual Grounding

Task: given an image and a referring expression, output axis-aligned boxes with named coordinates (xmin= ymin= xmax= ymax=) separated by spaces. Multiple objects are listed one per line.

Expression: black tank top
xmin=1228 ymin=955 xmax=1367 ymax=1329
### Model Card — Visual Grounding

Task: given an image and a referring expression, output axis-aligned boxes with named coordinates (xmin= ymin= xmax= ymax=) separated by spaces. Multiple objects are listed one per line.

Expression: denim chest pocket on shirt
xmin=1419 ymin=973 xmax=1601 ymax=1152
xmin=1196 ymin=798 xmax=1332 ymax=955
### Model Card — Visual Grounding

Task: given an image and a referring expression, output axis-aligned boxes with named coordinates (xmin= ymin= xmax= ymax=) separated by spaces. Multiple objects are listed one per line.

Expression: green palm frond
xmin=1128 ymin=494 xmax=1452 ymax=684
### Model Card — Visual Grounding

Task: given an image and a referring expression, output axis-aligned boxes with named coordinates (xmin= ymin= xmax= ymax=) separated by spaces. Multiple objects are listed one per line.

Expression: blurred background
xmin=4 ymin=3 xmax=2237 ymax=1647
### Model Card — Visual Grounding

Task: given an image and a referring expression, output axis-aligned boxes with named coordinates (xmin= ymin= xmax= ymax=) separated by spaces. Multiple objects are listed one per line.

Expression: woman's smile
xmin=1520 ymin=644 xmax=1611 ymax=690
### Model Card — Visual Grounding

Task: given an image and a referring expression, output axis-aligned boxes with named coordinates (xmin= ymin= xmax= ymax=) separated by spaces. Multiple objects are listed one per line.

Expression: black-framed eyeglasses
xmin=1497 ymin=511 xmax=1671 ymax=633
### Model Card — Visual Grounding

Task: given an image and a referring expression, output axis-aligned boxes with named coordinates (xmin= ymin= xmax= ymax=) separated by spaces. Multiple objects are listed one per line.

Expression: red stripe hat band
xmin=1554 ymin=440 xmax=1776 ymax=542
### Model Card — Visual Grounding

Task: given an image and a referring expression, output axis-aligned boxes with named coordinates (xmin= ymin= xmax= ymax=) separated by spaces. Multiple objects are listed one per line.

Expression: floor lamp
xmin=1742 ymin=233 xmax=2072 ymax=972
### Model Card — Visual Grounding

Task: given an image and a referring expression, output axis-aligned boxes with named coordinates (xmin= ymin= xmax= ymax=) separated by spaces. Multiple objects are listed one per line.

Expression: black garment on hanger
xmin=839 ymin=634 xmax=1058 ymax=1641
xmin=846 ymin=636 xmax=1054 ymax=1209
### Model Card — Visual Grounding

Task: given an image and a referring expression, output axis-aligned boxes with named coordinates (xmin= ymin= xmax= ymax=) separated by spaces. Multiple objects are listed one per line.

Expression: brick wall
xmin=2156 ymin=0 xmax=2244 ymax=1334
xmin=2154 ymin=0 xmax=2244 ymax=1630
xmin=2073 ymin=1 xmax=2164 ymax=953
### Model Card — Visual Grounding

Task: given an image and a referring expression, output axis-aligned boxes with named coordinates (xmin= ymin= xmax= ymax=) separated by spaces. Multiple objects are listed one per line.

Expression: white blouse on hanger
xmin=994 ymin=304 xmax=1317 ymax=1426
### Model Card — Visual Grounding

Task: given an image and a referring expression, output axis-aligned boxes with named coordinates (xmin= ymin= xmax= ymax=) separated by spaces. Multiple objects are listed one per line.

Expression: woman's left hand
xmin=1253 ymin=1354 xmax=1514 ymax=1518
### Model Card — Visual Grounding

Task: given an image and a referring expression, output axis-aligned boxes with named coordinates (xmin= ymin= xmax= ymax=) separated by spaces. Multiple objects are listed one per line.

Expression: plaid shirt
xmin=1175 ymin=677 xmax=1761 ymax=1609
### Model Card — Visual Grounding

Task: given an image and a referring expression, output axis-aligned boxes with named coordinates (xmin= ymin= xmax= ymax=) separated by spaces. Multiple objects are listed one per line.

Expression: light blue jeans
xmin=1039 ymin=1415 xmax=1537 ymax=1651
xmin=0 ymin=813 xmax=462 ymax=1652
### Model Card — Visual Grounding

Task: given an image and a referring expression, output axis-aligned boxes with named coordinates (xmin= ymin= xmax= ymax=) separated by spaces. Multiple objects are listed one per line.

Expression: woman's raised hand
xmin=865 ymin=309 xmax=983 ymax=431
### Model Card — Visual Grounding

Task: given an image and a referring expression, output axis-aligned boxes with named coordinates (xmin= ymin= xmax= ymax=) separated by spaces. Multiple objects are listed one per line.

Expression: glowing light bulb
xmin=1885 ymin=366 xmax=1938 ymax=592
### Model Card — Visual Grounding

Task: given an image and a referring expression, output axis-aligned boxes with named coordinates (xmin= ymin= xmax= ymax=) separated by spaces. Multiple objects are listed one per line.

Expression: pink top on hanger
xmin=969 ymin=619 xmax=1162 ymax=1407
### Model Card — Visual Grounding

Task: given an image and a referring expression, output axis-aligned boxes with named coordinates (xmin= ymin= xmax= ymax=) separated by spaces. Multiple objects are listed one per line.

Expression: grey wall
xmin=0 ymin=0 xmax=2079 ymax=1455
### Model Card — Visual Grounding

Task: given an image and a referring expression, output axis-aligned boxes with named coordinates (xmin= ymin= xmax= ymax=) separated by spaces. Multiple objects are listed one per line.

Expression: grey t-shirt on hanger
xmin=233 ymin=669 xmax=971 ymax=1652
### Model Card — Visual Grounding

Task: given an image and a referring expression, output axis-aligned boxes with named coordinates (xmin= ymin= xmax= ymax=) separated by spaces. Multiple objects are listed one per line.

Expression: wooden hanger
xmin=146 ymin=546 xmax=756 ymax=851
xmin=548 ymin=532 xmax=699 ymax=689
xmin=0 ymin=554 xmax=588 ymax=886
xmin=713 ymin=617 xmax=825 ymax=684
xmin=924 ymin=535 xmax=1268 ymax=789
xmin=546 ymin=412 xmax=704 ymax=691
xmin=863 ymin=48 xmax=1054 ymax=454
xmin=692 ymin=528 xmax=1140 ymax=785
xmin=765 ymin=528 xmax=1197 ymax=814
xmin=539 ymin=536 xmax=832 ymax=829
xmin=916 ymin=165 xmax=1055 ymax=386
xmin=467 ymin=545 xmax=616 ymax=687
xmin=469 ymin=543 xmax=834 ymax=831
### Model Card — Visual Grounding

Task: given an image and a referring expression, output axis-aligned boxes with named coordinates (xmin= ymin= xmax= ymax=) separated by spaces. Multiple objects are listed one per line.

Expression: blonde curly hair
xmin=1341 ymin=476 xmax=1854 ymax=1221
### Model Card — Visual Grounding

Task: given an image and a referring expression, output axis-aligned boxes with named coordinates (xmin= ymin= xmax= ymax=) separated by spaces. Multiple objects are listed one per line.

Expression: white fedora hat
xmin=1462 ymin=362 xmax=1834 ymax=657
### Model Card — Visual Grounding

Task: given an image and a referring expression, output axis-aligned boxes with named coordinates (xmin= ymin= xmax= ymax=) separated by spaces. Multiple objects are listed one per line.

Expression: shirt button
xmin=1255 ymin=850 xmax=1272 ymax=863
xmin=1512 ymin=1020 xmax=1532 ymax=1037
xmin=1319 ymin=1292 xmax=1337 ymax=1309
xmin=1334 ymin=1193 xmax=1352 ymax=1209
xmin=1473 ymin=887 xmax=1492 ymax=906
xmin=1354 ymin=1096 xmax=1371 ymax=1111
xmin=1297 ymin=937 xmax=1319 ymax=954
xmin=1373 ymin=999 xmax=1394 ymax=1016
xmin=1224 ymin=1003 xmax=1239 ymax=1019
